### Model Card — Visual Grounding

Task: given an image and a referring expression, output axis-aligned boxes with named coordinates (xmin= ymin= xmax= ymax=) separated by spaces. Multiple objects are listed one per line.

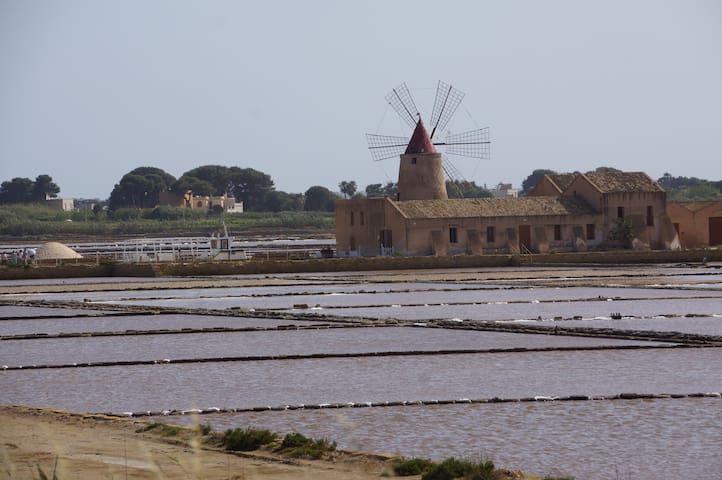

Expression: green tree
xmin=264 ymin=191 xmax=303 ymax=212
xmin=177 ymin=165 xmax=233 ymax=195
xmin=339 ymin=180 xmax=357 ymax=199
xmin=446 ymin=180 xmax=493 ymax=199
xmin=228 ymin=167 xmax=275 ymax=211
xmin=108 ymin=167 xmax=176 ymax=209
xmin=521 ymin=169 xmax=556 ymax=195
xmin=0 ymin=177 xmax=34 ymax=203
xmin=304 ymin=186 xmax=338 ymax=211
xmin=31 ymin=174 xmax=60 ymax=201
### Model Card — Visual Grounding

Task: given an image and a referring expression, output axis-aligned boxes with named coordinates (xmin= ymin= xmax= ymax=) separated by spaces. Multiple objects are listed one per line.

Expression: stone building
xmin=666 ymin=201 xmax=722 ymax=248
xmin=336 ymin=120 xmax=678 ymax=256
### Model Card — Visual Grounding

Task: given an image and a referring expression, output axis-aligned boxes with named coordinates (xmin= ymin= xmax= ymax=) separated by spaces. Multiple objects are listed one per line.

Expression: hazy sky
xmin=1 ymin=1 xmax=721 ymax=199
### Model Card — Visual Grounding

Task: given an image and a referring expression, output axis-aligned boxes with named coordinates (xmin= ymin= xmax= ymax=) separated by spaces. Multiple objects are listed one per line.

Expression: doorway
xmin=518 ymin=225 xmax=532 ymax=253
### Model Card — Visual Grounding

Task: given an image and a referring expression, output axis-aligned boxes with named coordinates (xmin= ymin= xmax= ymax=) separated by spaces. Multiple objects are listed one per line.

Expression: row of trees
xmin=2 ymin=167 xmax=720 ymax=211
xmin=0 ymin=175 xmax=60 ymax=204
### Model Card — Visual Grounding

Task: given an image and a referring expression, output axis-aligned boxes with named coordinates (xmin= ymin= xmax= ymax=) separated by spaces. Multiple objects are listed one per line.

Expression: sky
xmin=1 ymin=0 xmax=721 ymax=200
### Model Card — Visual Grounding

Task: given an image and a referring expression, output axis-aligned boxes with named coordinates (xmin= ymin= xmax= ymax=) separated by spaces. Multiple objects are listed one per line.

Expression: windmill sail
xmin=365 ymin=134 xmax=409 ymax=162
xmin=429 ymin=81 xmax=465 ymax=140
xmin=437 ymin=127 xmax=490 ymax=159
xmin=384 ymin=83 xmax=419 ymax=129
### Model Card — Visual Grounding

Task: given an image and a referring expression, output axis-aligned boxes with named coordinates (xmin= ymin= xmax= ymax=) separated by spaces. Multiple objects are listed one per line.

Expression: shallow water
xmin=1 ymin=266 xmax=721 ymax=479
xmin=0 ymin=326 xmax=669 ymax=366
xmin=177 ymin=398 xmax=722 ymax=480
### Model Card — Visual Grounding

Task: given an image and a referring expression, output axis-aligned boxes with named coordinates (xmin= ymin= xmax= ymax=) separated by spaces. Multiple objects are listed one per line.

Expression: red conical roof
xmin=405 ymin=118 xmax=437 ymax=155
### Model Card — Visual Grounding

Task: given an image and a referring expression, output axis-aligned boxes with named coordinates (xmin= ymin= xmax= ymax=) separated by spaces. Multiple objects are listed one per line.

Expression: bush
xmin=274 ymin=432 xmax=337 ymax=459
xmin=222 ymin=427 xmax=278 ymax=451
xmin=393 ymin=457 xmax=435 ymax=476
xmin=421 ymin=457 xmax=495 ymax=480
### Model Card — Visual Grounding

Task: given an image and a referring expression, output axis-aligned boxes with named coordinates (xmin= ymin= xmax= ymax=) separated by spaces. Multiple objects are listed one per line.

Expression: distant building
xmin=46 ymin=197 xmax=74 ymax=211
xmin=667 ymin=201 xmax=722 ymax=248
xmin=336 ymin=121 xmax=678 ymax=256
xmin=489 ymin=183 xmax=519 ymax=198
xmin=158 ymin=191 xmax=243 ymax=213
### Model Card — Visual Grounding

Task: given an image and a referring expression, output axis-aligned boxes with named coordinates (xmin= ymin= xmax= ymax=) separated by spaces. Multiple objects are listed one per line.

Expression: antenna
xmin=429 ymin=81 xmax=464 ymax=140
xmin=384 ymin=83 xmax=419 ymax=129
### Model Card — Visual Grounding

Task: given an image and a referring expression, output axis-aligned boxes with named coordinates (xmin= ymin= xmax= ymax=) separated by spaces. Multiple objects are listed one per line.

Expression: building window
xmin=646 ymin=206 xmax=654 ymax=226
xmin=196 ymin=201 xmax=203 ymax=208
xmin=411 ymin=157 xmax=417 ymax=164
xmin=554 ymin=224 xmax=562 ymax=241
xmin=449 ymin=227 xmax=458 ymax=243
xmin=487 ymin=226 xmax=495 ymax=243
xmin=350 ymin=211 xmax=354 ymax=226
xmin=586 ymin=224 xmax=595 ymax=240
xmin=360 ymin=211 xmax=365 ymax=226
xmin=617 ymin=206 xmax=624 ymax=218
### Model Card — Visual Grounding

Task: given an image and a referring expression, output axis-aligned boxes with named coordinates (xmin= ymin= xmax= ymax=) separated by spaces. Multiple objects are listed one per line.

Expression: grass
xmin=222 ymin=427 xmax=278 ymax=452
xmin=392 ymin=457 xmax=435 ymax=476
xmin=273 ymin=432 xmax=337 ymax=459
xmin=392 ymin=456 xmax=497 ymax=480
xmin=135 ymin=422 xmax=182 ymax=436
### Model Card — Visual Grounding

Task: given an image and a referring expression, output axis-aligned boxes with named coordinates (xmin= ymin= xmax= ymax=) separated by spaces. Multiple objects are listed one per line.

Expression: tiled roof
xmin=547 ymin=173 xmax=576 ymax=192
xmin=582 ymin=171 xmax=663 ymax=193
xmin=392 ymin=196 xmax=596 ymax=219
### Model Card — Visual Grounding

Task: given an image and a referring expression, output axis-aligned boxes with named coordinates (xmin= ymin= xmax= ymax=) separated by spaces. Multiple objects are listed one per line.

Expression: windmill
xmin=366 ymin=81 xmax=490 ymax=200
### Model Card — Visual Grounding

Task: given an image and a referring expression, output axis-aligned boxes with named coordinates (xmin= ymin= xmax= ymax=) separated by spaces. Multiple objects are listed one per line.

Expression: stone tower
xmin=397 ymin=119 xmax=448 ymax=201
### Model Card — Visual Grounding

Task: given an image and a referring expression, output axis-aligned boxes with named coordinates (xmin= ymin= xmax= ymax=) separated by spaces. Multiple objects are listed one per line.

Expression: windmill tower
xmin=366 ymin=81 xmax=490 ymax=201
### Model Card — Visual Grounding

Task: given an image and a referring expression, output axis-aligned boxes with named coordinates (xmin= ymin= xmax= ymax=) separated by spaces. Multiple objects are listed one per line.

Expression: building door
xmin=518 ymin=225 xmax=532 ymax=253
xmin=379 ymin=229 xmax=393 ymax=255
xmin=709 ymin=217 xmax=722 ymax=246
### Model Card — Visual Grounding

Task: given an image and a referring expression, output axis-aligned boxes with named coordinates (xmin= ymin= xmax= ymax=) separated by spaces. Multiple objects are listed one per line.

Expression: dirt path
xmin=0 ymin=406 xmax=397 ymax=480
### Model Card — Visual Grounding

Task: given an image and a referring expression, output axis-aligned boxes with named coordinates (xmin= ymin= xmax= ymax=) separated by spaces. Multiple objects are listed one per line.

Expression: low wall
xmin=0 ymin=249 xmax=719 ymax=280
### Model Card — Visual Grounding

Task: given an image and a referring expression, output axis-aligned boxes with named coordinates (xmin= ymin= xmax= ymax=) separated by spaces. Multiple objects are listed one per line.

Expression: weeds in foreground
xmin=392 ymin=457 xmax=435 ymax=476
xmin=393 ymin=456 xmax=496 ymax=480
xmin=135 ymin=422 xmax=181 ymax=436
xmin=273 ymin=432 xmax=337 ymax=459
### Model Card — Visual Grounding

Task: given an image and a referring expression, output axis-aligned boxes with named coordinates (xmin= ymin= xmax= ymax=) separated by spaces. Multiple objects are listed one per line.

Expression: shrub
xmin=421 ymin=457 xmax=495 ymax=480
xmin=274 ymin=432 xmax=337 ymax=459
xmin=222 ymin=427 xmax=278 ymax=451
xmin=197 ymin=421 xmax=212 ymax=436
xmin=393 ymin=457 xmax=435 ymax=476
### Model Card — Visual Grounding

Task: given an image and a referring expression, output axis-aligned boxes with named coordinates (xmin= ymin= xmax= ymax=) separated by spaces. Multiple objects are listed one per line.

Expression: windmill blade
xmin=441 ymin=156 xmax=466 ymax=184
xmin=441 ymin=157 xmax=467 ymax=198
xmin=436 ymin=127 xmax=490 ymax=159
xmin=385 ymin=83 xmax=419 ymax=129
xmin=365 ymin=133 xmax=409 ymax=162
xmin=429 ymin=81 xmax=465 ymax=140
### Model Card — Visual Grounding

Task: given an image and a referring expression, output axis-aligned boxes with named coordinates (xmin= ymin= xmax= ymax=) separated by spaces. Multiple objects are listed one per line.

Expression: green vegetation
xmin=392 ymin=457 xmax=435 ymax=476
xmin=273 ymin=432 xmax=337 ymax=459
xmin=658 ymin=173 xmax=722 ymax=201
xmin=135 ymin=422 xmax=181 ymax=436
xmin=222 ymin=427 xmax=278 ymax=452
xmin=0 ymin=204 xmax=334 ymax=237
xmin=421 ymin=456 xmax=495 ymax=480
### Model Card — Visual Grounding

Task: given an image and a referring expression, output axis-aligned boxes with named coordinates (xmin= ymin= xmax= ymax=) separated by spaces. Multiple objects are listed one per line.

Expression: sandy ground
xmin=0 ymin=405 xmax=401 ymax=480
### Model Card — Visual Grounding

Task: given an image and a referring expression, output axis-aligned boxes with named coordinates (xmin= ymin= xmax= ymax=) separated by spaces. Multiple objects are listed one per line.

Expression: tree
xmin=521 ymin=169 xmax=556 ymax=195
xmin=264 ymin=191 xmax=304 ymax=212
xmin=0 ymin=177 xmax=34 ymax=204
xmin=228 ymin=167 xmax=275 ymax=211
xmin=446 ymin=180 xmax=493 ymax=199
xmin=108 ymin=167 xmax=176 ymax=209
xmin=176 ymin=165 xmax=233 ymax=196
xmin=31 ymin=174 xmax=60 ymax=201
xmin=339 ymin=180 xmax=357 ymax=199
xmin=304 ymin=186 xmax=338 ymax=212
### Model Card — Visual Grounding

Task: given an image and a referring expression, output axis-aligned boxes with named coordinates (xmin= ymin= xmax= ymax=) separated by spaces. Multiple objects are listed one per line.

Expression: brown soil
xmin=0 ymin=406 xmax=537 ymax=480
xmin=0 ymin=405 xmax=399 ymax=480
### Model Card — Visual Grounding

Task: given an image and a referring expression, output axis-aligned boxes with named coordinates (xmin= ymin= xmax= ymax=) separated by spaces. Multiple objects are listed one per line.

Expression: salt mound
xmin=36 ymin=242 xmax=83 ymax=260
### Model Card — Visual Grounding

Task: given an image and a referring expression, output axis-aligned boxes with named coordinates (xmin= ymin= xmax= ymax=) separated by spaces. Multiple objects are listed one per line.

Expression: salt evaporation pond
xmin=1 ymin=326 xmax=670 ymax=366
xmin=3 ymin=348 xmax=719 ymax=414
xmin=1 ymin=265 xmax=721 ymax=480
xmin=182 ymin=398 xmax=722 ymax=480
xmin=0 ymin=312 xmax=322 ymax=336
